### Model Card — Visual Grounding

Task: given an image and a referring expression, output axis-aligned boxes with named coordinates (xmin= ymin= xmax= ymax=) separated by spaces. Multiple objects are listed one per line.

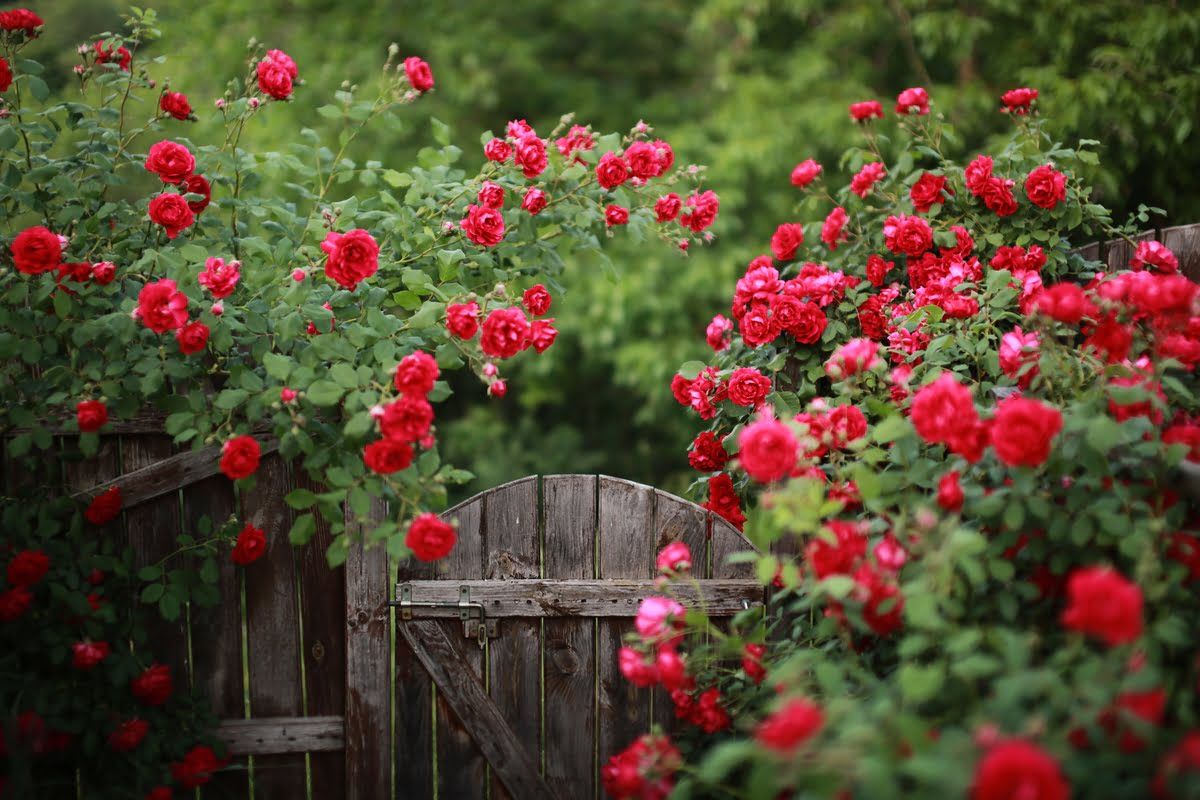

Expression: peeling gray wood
xmin=217 ymin=716 xmax=344 ymax=755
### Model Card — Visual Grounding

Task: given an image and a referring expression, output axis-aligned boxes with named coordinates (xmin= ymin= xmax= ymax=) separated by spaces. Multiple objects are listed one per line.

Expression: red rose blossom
xmin=7 ymin=549 xmax=48 ymax=587
xmin=144 ymin=141 xmax=195 ymax=183
xmin=522 ymin=284 xmax=552 ymax=316
xmin=679 ymin=190 xmax=719 ymax=233
xmin=484 ymin=137 xmax=511 ymax=163
xmin=321 ymin=228 xmax=379 ymax=290
xmin=1024 ymin=164 xmax=1067 ymax=209
xmin=529 ymin=319 xmax=558 ymax=353
xmin=446 ymin=302 xmax=480 ymax=339
xmin=971 ymin=739 xmax=1069 ymax=800
xmin=1131 ymin=240 xmax=1179 ymax=273
xmin=148 ymin=193 xmax=195 ymax=239
xmin=850 ymin=162 xmax=886 ymax=198
xmin=895 ymin=86 xmax=930 ymax=115
xmin=179 ymin=174 xmax=212 ymax=214
xmin=791 ymin=158 xmax=822 ymax=188
xmin=94 ymin=40 xmax=132 ymax=72
xmin=605 ymin=204 xmax=629 ymax=226
xmin=477 ymin=181 xmax=504 ymax=209
xmin=72 ymin=640 xmax=110 ymax=670
xmin=11 ymin=226 xmax=62 ymax=275
xmin=910 ymin=172 xmax=952 ymax=213
xmin=379 ymin=395 xmax=434 ymax=443
xmin=176 ymin=321 xmax=209 ymax=355
xmin=883 ymin=214 xmax=933 ymax=257
xmin=521 ymin=187 xmax=547 ymax=215
xmin=1001 ymin=87 xmax=1038 ymax=114
xmin=363 ymin=439 xmax=414 ymax=474
xmin=0 ymin=9 xmax=43 ymax=34
xmin=132 ymin=663 xmax=173 ymax=705
xmin=76 ymin=400 xmax=108 ymax=433
xmin=256 ymin=57 xmax=294 ymax=100
xmin=480 ymin=307 xmax=531 ymax=358
xmin=198 ymin=257 xmax=240 ymax=298
xmin=394 ymin=350 xmax=439 ymax=396
xmin=108 ymin=718 xmax=149 ymax=752
xmin=727 ymin=367 xmax=771 ymax=407
xmin=171 ymin=745 xmax=226 ymax=788
xmin=513 ymin=135 xmax=547 ymax=179
xmin=0 ymin=57 xmax=12 ymax=94
xmin=219 ymin=436 xmax=261 ymax=480
xmin=85 ymin=486 xmax=122 ymax=525
xmin=461 ymin=204 xmax=506 ymax=247
xmin=136 ymin=279 xmax=188 ymax=333
xmin=688 ymin=431 xmax=729 ymax=472
xmin=0 ymin=587 xmax=32 ymax=621
xmin=770 ymin=223 xmax=805 ymax=261
xmin=601 ymin=733 xmax=681 ymax=800
xmin=755 ymin=699 xmax=824 ymax=753
xmin=654 ymin=193 xmax=682 ymax=223
xmin=849 ymin=100 xmax=884 ymax=120
xmin=403 ymin=56 xmax=433 ymax=92
xmin=230 ymin=523 xmax=266 ymax=565
xmin=738 ymin=416 xmax=798 ymax=483
xmin=1061 ymin=566 xmax=1143 ymax=646
xmin=595 ymin=151 xmax=629 ymax=190
xmin=989 ymin=396 xmax=1061 ymax=467
xmin=820 ymin=206 xmax=848 ymax=250
xmin=159 ymin=91 xmax=192 ymax=120
xmin=704 ymin=473 xmax=745 ymax=530
xmin=406 ymin=512 xmax=456 ymax=561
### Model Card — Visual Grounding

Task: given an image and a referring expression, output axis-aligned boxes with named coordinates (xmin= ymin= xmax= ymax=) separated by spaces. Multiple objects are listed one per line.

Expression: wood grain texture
xmin=295 ymin=472 xmax=347 ymax=799
xmin=433 ymin=497 xmax=487 ymax=800
xmin=1162 ymin=223 xmax=1200 ymax=283
xmin=121 ymin=435 xmax=191 ymax=684
xmin=393 ymin=518 xmax=436 ymax=799
xmin=398 ymin=620 xmax=558 ymax=800
xmin=241 ymin=453 xmax=306 ymax=799
xmin=217 ymin=716 xmax=344 ymax=755
xmin=1075 ymin=241 xmax=1101 ymax=262
xmin=541 ymin=475 xmax=597 ymax=799
xmin=596 ymin=477 xmax=656 ymax=770
xmin=654 ymin=489 xmax=710 ymax=579
xmin=710 ymin=512 xmax=758 ymax=580
xmin=1104 ymin=229 xmax=1157 ymax=272
xmin=75 ymin=436 xmax=279 ymax=511
xmin=485 ymin=476 xmax=542 ymax=800
xmin=344 ymin=495 xmax=390 ymax=800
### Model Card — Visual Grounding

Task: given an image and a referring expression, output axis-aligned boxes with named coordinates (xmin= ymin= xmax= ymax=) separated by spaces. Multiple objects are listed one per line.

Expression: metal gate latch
xmin=391 ymin=584 xmax=499 ymax=646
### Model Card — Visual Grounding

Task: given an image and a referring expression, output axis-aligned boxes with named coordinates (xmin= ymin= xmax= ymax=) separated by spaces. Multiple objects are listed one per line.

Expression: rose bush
xmin=608 ymin=87 xmax=1200 ymax=798
xmin=1 ymin=7 xmax=715 ymax=795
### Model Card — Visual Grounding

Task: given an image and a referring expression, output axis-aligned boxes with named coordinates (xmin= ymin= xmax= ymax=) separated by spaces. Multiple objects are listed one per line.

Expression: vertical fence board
xmin=393 ymin=541 xmax=435 ymax=800
xmin=486 ymin=477 xmax=542 ymax=800
xmin=183 ymin=474 xmax=248 ymax=800
xmin=597 ymin=477 xmax=655 ymax=771
xmin=345 ymin=495 xmax=390 ymax=800
xmin=1105 ymin=229 xmax=1157 ymax=272
xmin=434 ymin=496 xmax=487 ymax=800
xmin=711 ymin=514 xmax=756 ymax=581
xmin=1075 ymin=241 xmax=1101 ymax=263
xmin=121 ymin=435 xmax=191 ymax=682
xmin=1162 ymin=223 xmax=1200 ymax=283
xmin=542 ymin=475 xmax=597 ymax=799
xmin=295 ymin=474 xmax=346 ymax=800
xmin=242 ymin=454 xmax=306 ymax=798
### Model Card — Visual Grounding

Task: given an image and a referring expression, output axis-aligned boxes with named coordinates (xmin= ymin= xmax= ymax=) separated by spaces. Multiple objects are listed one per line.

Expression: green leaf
xmin=285 ymin=488 xmax=318 ymax=509
xmin=140 ymin=583 xmax=164 ymax=603
xmin=215 ymin=389 xmax=249 ymax=409
xmin=678 ymin=361 xmax=707 ymax=380
xmin=307 ymin=380 xmax=345 ymax=407
xmin=263 ymin=352 xmax=291 ymax=381
xmin=137 ymin=565 xmax=162 ymax=581
xmin=1085 ymin=416 xmax=1124 ymax=454
xmin=289 ymin=513 xmax=317 ymax=546
xmin=331 ymin=362 xmax=359 ymax=389
xmin=899 ymin=662 xmax=945 ymax=703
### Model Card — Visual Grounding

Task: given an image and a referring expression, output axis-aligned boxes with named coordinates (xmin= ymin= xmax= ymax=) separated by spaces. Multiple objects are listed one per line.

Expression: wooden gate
xmin=393 ymin=475 xmax=760 ymax=800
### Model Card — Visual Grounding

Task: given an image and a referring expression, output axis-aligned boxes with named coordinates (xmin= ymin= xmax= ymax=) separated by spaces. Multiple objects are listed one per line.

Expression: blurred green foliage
xmin=25 ymin=0 xmax=1200 ymax=501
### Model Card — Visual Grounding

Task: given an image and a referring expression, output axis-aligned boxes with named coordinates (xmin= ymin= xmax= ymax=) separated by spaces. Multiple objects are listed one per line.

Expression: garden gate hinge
xmin=389 ymin=583 xmax=499 ymax=646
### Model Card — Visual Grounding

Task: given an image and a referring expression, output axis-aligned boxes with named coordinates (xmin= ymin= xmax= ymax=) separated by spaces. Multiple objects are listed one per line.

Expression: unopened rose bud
xmin=974 ymin=723 xmax=1001 ymax=749
xmin=634 ymin=120 xmax=650 ymax=134
xmin=369 ymin=404 xmax=385 ymax=419
xmin=291 ymin=268 xmax=306 ymax=282
xmin=215 ymin=99 xmax=226 ymax=109
xmin=482 ymin=362 xmax=497 ymax=377
xmin=915 ymin=507 xmax=938 ymax=531
xmin=248 ymin=97 xmax=260 ymax=109
xmin=77 ymin=44 xmax=89 ymax=55
xmin=148 ymin=79 xmax=156 ymax=89
xmin=703 ymin=231 xmax=715 ymax=243
xmin=56 ymin=234 xmax=69 ymax=249
xmin=678 ymin=239 xmax=689 ymax=252
xmin=419 ymin=434 xmax=435 ymax=449
xmin=687 ymin=164 xmax=700 ymax=175
xmin=73 ymin=64 xmax=85 ymax=75
xmin=280 ymin=387 xmax=297 ymax=404
xmin=387 ymin=43 xmax=400 ymax=57
xmin=489 ymin=380 xmax=507 ymax=398
xmin=0 ymin=109 xmax=9 ymax=120
xmin=211 ymin=301 xmax=224 ymax=316
xmin=441 ymin=220 xmax=455 ymax=234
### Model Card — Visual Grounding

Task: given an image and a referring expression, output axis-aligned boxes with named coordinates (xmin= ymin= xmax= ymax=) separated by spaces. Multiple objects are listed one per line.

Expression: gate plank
xmin=394 ymin=514 xmax=436 ymax=800
xmin=1162 ymin=223 xmax=1200 ymax=283
xmin=711 ymin=513 xmax=758 ymax=580
xmin=597 ymin=477 xmax=656 ymax=771
xmin=399 ymin=619 xmax=558 ymax=800
xmin=1104 ymin=229 xmax=1157 ymax=272
xmin=296 ymin=472 xmax=347 ymax=800
xmin=345 ymin=495 xmax=390 ymax=800
xmin=242 ymin=454 xmax=306 ymax=799
xmin=485 ymin=476 xmax=541 ymax=800
xmin=435 ymin=497 xmax=487 ymax=800
xmin=542 ymin=475 xmax=597 ymax=799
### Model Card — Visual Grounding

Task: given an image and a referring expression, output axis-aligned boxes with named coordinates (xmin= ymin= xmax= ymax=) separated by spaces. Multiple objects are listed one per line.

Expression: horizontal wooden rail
xmin=394 ymin=578 xmax=763 ymax=618
xmin=74 ymin=436 xmax=278 ymax=508
xmin=217 ymin=715 xmax=345 ymax=755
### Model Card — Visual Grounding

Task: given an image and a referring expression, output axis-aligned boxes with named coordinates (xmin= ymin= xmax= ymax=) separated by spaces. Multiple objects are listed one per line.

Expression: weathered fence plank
xmin=1105 ymin=229 xmax=1157 ymax=272
xmin=1162 ymin=223 xmax=1200 ymax=282
xmin=242 ymin=454 xmax=306 ymax=798
xmin=542 ymin=475 xmax=598 ymax=799
xmin=393 ymin=532 xmax=436 ymax=799
xmin=218 ymin=715 xmax=344 ymax=755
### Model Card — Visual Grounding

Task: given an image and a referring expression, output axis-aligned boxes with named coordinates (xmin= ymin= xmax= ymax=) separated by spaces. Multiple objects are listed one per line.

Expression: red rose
xmin=145 ymin=787 xmax=173 ymax=800
xmin=484 ymin=137 xmax=511 ymax=162
xmin=522 ymin=284 xmax=552 ymax=316
xmin=820 ymin=206 xmax=848 ymax=251
xmin=739 ymin=303 xmax=780 ymax=348
xmin=595 ymin=151 xmax=629 ymax=189
xmin=850 ymin=162 xmax=886 ymax=198
xmin=679 ymin=190 xmax=719 ymax=233
xmin=76 ymin=400 xmax=108 ymax=433
xmin=688 ymin=431 xmax=729 ymax=472
xmin=446 ymin=302 xmax=480 ymax=339
xmin=265 ymin=49 xmax=298 ymax=79
xmin=849 ymin=100 xmax=884 ymax=120
xmin=144 ymin=141 xmax=195 ymax=183
xmin=727 ymin=367 xmax=771 ymax=407
xmin=94 ymin=40 xmax=132 ymax=72
xmin=108 ymin=718 xmax=149 ymax=752
xmin=159 ymin=91 xmax=192 ymax=120
xmin=72 ymin=640 xmax=110 ymax=670
xmin=1024 ymin=164 xmax=1067 ymax=209
xmin=0 ymin=57 xmax=12 ymax=93
xmin=1061 ymin=565 xmax=1143 ymax=646
xmin=866 ymin=254 xmax=894 ymax=287
xmin=7 ymin=549 xmax=48 ymax=587
xmin=477 ymin=181 xmax=505 ymax=209
xmin=131 ymin=663 xmax=173 ymax=706
xmin=989 ymin=396 xmax=1061 ymax=467
xmin=895 ymin=86 xmax=930 ymax=115
xmin=937 ymin=471 xmax=964 ymax=511
xmin=219 ymin=435 xmax=261 ymax=480
xmin=91 ymin=260 xmax=117 ymax=284
xmin=406 ymin=512 xmax=457 ymax=561
xmin=1034 ymin=282 xmax=1096 ymax=324
xmin=461 ymin=204 xmax=506 ymax=247
xmin=85 ymin=486 xmax=122 ymax=525
xmin=741 ymin=643 xmax=767 ymax=683
xmin=791 ymin=158 xmax=822 ymax=188
xmin=737 ymin=416 xmax=797 ymax=483
xmin=979 ymin=176 xmax=1018 ymax=217
xmin=1154 ymin=732 xmax=1200 ymax=799
xmin=136 ymin=278 xmax=188 ymax=333
xmin=176 ymin=321 xmax=209 ymax=355
xmin=513 ymin=135 xmax=547 ymax=179
xmin=521 ymin=187 xmax=547 ymax=215
xmin=972 ymin=741 xmax=1068 ymax=800
xmin=0 ymin=9 xmax=43 ymax=34
xmin=706 ymin=314 xmax=732 ymax=352
xmin=480 ymin=307 xmax=530 ymax=357
xmin=197 ymin=257 xmax=240 ymax=298
xmin=911 ymin=373 xmax=979 ymax=448
xmin=910 ymin=172 xmax=952 ymax=212
xmin=148 ymin=193 xmax=195 ymax=239
xmin=623 ymin=141 xmax=662 ymax=179
xmin=601 ymin=734 xmax=681 ymax=800
xmin=654 ymin=193 xmax=682 ymax=223
xmin=394 ymin=350 xmax=439 ymax=395
xmin=321 ymin=228 xmax=379 ymax=290
xmin=770 ymin=223 xmax=804 ymax=261
xmin=10 ymin=226 xmax=62 ymax=275
xmin=256 ymin=57 xmax=293 ymax=100
xmin=363 ymin=439 xmax=414 ymax=474
xmin=529 ymin=318 xmax=558 ymax=353
xmin=755 ymin=699 xmax=824 ymax=753
xmin=0 ymin=587 xmax=32 ymax=621
xmin=605 ymin=204 xmax=629 ymax=226
xmin=883 ymin=214 xmax=933 ymax=257
xmin=171 ymin=745 xmax=227 ymax=788
xmin=403 ymin=56 xmax=434 ymax=93
xmin=1000 ymin=87 xmax=1038 ymax=114
xmin=179 ymin=174 xmax=212 ymax=214
xmin=556 ymin=124 xmax=596 ymax=161
xmin=379 ymin=395 xmax=434 ymax=443
xmin=1101 ymin=689 xmax=1166 ymax=753
xmin=964 ymin=155 xmax=994 ymax=194
xmin=1130 ymin=240 xmax=1179 ymax=273
xmin=230 ymin=523 xmax=266 ymax=565
xmin=704 ymin=473 xmax=745 ymax=530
